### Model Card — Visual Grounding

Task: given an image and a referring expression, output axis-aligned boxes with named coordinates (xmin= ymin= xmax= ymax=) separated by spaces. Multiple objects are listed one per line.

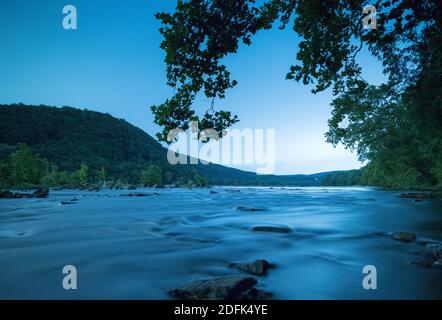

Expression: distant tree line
xmin=320 ymin=170 xmax=363 ymax=187
xmin=0 ymin=144 xmax=209 ymax=189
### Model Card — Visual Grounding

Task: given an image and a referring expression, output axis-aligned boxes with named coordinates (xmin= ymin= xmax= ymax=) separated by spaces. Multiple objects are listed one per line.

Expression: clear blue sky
xmin=0 ymin=0 xmax=385 ymax=174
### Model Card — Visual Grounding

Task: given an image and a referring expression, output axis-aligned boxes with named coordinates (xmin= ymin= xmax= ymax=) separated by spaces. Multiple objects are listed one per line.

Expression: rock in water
xmin=235 ymin=206 xmax=266 ymax=212
xmin=0 ymin=188 xmax=49 ymax=199
xmin=31 ymin=188 xmax=49 ymax=198
xmin=228 ymin=259 xmax=272 ymax=275
xmin=120 ymin=193 xmax=150 ymax=197
xmin=60 ymin=201 xmax=76 ymax=205
xmin=251 ymin=225 xmax=292 ymax=233
xmin=0 ymin=191 xmax=20 ymax=198
xmin=433 ymin=260 xmax=442 ymax=270
xmin=392 ymin=232 xmax=416 ymax=243
xmin=169 ymin=275 xmax=269 ymax=300
xmin=425 ymin=243 xmax=442 ymax=260
xmin=409 ymin=243 xmax=442 ymax=270
xmin=407 ymin=256 xmax=435 ymax=268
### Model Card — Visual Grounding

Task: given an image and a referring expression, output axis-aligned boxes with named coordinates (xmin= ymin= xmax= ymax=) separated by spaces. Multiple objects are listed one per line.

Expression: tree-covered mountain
xmin=0 ymin=104 xmax=349 ymax=187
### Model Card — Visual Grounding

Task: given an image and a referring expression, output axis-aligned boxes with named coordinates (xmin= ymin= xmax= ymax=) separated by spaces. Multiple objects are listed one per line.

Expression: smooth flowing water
xmin=0 ymin=187 xmax=441 ymax=299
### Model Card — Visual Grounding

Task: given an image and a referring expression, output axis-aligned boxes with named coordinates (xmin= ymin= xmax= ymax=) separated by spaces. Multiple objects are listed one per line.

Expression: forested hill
xmin=0 ymin=104 xmax=173 ymax=183
xmin=0 ymin=104 xmax=343 ymax=186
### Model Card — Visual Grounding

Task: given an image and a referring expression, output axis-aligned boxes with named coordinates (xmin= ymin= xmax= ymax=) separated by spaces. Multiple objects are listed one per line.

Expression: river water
xmin=0 ymin=187 xmax=441 ymax=299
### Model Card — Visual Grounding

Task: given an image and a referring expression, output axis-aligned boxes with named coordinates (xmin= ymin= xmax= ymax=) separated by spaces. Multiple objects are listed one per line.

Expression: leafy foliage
xmin=194 ymin=174 xmax=208 ymax=187
xmin=71 ymin=164 xmax=89 ymax=187
xmin=320 ymin=170 xmax=363 ymax=186
xmin=140 ymin=164 xmax=163 ymax=186
xmin=8 ymin=144 xmax=47 ymax=186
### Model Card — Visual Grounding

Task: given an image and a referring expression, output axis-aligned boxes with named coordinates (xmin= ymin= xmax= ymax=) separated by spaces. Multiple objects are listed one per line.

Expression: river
xmin=0 ymin=187 xmax=441 ymax=299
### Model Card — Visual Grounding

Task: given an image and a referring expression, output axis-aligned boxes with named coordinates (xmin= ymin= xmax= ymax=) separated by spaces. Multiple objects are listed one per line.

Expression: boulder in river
xmin=235 ymin=206 xmax=266 ymax=212
xmin=228 ymin=259 xmax=272 ymax=275
xmin=410 ymin=243 xmax=442 ymax=270
xmin=32 ymin=188 xmax=49 ymax=198
xmin=60 ymin=200 xmax=76 ymax=205
xmin=0 ymin=191 xmax=20 ymax=198
xmin=392 ymin=232 xmax=416 ymax=243
xmin=0 ymin=188 xmax=49 ymax=199
xmin=408 ymin=256 xmax=435 ymax=268
xmin=169 ymin=275 xmax=270 ymax=300
xmin=424 ymin=243 xmax=442 ymax=260
xmin=120 ymin=193 xmax=150 ymax=197
xmin=251 ymin=225 xmax=292 ymax=233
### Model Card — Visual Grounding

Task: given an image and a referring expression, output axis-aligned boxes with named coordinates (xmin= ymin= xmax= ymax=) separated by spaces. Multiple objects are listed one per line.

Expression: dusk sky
xmin=0 ymin=0 xmax=386 ymax=174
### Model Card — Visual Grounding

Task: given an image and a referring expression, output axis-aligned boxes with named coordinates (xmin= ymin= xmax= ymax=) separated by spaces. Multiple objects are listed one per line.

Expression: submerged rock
xmin=392 ymin=232 xmax=416 ymax=243
xmin=409 ymin=243 xmax=442 ymax=270
xmin=251 ymin=225 xmax=292 ymax=233
xmin=209 ymin=190 xmax=218 ymax=194
xmin=235 ymin=206 xmax=266 ymax=212
xmin=400 ymin=193 xmax=434 ymax=199
xmin=225 ymin=189 xmax=241 ymax=193
xmin=120 ymin=193 xmax=150 ymax=197
xmin=228 ymin=259 xmax=272 ymax=275
xmin=408 ymin=256 xmax=435 ymax=268
xmin=169 ymin=275 xmax=270 ymax=300
xmin=60 ymin=201 xmax=76 ymax=205
xmin=424 ymin=243 xmax=442 ymax=260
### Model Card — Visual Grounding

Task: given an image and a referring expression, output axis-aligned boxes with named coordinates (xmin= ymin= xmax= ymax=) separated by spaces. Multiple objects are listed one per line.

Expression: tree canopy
xmin=153 ymin=0 xmax=442 ymax=188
